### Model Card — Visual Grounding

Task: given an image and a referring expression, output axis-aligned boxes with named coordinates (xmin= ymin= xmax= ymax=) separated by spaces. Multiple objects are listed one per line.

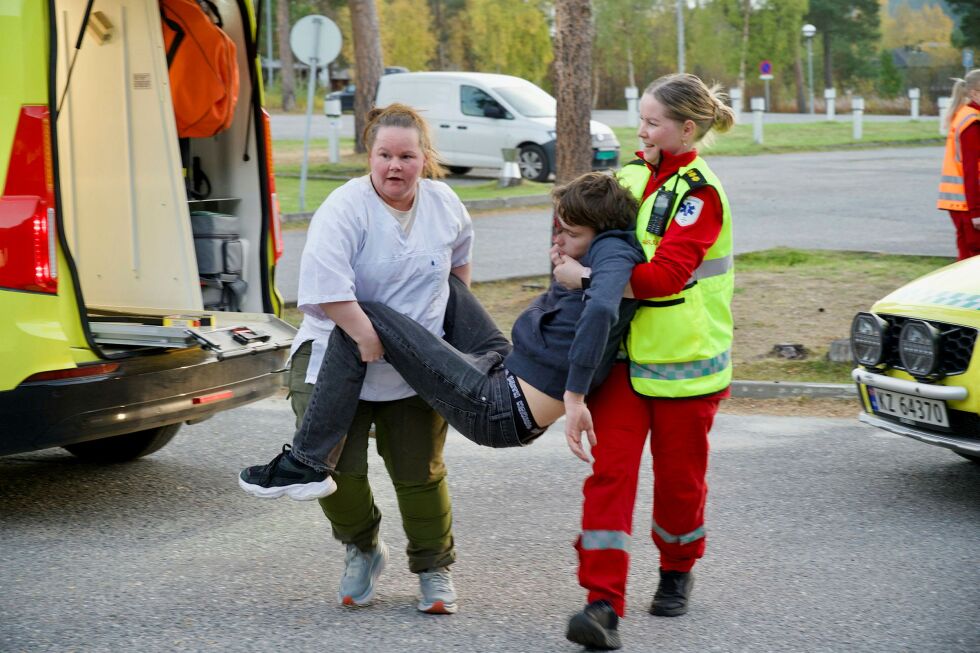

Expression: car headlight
xmin=850 ymin=312 xmax=888 ymax=367
xmin=899 ymin=319 xmax=941 ymax=378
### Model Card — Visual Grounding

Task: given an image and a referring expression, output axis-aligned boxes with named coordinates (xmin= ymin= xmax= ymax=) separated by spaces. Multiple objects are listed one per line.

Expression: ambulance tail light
xmin=0 ymin=106 xmax=58 ymax=294
xmin=261 ymin=109 xmax=283 ymax=263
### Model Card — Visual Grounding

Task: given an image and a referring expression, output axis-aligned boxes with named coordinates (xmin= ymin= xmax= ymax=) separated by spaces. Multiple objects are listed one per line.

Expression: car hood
xmin=872 ymin=256 xmax=980 ymax=326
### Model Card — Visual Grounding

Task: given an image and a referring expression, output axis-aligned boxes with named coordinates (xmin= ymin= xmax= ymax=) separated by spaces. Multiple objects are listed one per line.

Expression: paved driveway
xmin=277 ymin=146 xmax=950 ymax=302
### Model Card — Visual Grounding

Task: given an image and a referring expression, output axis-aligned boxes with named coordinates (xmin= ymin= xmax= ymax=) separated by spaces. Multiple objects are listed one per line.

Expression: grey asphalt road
xmin=1 ymin=400 xmax=977 ymax=652
xmin=276 ymin=146 xmax=951 ymax=303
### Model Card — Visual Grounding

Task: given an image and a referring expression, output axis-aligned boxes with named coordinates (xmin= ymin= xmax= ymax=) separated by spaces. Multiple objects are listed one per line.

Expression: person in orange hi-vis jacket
xmin=938 ymin=69 xmax=980 ymax=260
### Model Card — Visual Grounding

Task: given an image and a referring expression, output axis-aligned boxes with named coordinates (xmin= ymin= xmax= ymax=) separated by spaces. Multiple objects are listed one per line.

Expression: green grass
xmin=613 ymin=120 xmax=942 ymax=157
xmin=733 ymin=354 xmax=856 ymax=384
xmin=734 ymin=247 xmax=953 ymax=277
xmin=276 ymin=175 xmax=551 ymax=217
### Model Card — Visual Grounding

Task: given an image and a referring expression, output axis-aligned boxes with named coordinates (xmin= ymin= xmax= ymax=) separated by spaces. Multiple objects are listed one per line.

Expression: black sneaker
xmin=238 ymin=444 xmax=337 ymax=500
xmin=566 ymin=600 xmax=622 ymax=650
xmin=649 ymin=569 xmax=694 ymax=617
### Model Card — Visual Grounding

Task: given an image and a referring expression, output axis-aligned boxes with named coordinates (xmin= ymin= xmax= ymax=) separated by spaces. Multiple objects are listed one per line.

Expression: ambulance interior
xmin=53 ymin=0 xmax=274 ymax=341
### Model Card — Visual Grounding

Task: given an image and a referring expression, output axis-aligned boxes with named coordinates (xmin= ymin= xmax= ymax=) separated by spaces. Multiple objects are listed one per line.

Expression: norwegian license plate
xmin=867 ymin=387 xmax=949 ymax=428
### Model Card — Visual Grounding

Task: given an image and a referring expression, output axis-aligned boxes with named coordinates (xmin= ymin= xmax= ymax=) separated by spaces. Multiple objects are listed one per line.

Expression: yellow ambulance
xmin=0 ymin=0 xmax=294 ymax=461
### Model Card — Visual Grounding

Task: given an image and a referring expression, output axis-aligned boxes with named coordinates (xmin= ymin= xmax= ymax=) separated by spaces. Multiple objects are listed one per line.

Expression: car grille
xmin=880 ymin=314 xmax=978 ymax=376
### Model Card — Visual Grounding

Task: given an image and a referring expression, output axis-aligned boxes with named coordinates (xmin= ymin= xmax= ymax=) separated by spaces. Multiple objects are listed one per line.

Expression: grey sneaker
xmin=417 ymin=567 xmax=458 ymax=614
xmin=337 ymin=540 xmax=389 ymax=606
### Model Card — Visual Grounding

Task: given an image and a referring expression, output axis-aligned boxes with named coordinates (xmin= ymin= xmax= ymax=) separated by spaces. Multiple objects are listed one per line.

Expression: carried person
xmin=240 ymin=171 xmax=645 ymax=500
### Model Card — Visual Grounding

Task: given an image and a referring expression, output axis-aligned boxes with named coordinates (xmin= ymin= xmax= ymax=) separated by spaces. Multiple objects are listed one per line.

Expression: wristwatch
xmin=581 ymin=273 xmax=591 ymax=290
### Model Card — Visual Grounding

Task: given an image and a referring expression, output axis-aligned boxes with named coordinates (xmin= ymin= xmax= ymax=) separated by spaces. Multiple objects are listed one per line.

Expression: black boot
xmin=649 ymin=569 xmax=694 ymax=617
xmin=566 ymin=600 xmax=622 ymax=650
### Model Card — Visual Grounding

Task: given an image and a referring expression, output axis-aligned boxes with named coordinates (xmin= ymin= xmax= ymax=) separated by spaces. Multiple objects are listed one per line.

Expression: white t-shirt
xmin=290 ymin=176 xmax=473 ymax=401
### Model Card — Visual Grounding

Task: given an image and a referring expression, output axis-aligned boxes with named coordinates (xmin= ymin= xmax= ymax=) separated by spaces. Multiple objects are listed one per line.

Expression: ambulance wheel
xmin=63 ymin=423 xmax=182 ymax=462
xmin=446 ymin=166 xmax=472 ymax=175
xmin=518 ymin=144 xmax=550 ymax=182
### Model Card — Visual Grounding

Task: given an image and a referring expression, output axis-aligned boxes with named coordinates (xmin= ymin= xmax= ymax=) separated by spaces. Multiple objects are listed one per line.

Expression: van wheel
xmin=63 ymin=424 xmax=182 ymax=463
xmin=446 ymin=166 xmax=472 ymax=175
xmin=518 ymin=144 xmax=550 ymax=182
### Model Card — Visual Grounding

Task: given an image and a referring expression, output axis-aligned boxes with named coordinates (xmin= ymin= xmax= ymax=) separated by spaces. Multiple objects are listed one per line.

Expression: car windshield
xmin=493 ymin=84 xmax=556 ymax=118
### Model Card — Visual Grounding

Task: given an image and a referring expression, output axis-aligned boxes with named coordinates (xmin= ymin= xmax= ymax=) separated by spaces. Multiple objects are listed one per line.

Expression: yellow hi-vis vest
xmin=616 ymin=157 xmax=734 ymax=398
xmin=938 ymin=104 xmax=980 ymax=211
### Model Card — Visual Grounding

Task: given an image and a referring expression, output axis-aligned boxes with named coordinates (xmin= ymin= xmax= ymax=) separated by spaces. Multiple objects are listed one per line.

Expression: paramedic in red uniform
xmin=554 ymin=73 xmax=736 ymax=650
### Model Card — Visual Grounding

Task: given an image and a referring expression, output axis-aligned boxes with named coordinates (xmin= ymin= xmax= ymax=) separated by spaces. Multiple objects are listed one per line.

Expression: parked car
xmin=328 ymin=66 xmax=409 ymax=112
xmin=850 ymin=256 xmax=980 ymax=463
xmin=0 ymin=0 xmax=294 ymax=462
xmin=375 ymin=71 xmax=620 ymax=182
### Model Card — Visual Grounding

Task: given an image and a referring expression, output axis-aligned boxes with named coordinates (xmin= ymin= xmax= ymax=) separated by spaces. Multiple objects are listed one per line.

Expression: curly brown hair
xmin=552 ymin=172 xmax=638 ymax=232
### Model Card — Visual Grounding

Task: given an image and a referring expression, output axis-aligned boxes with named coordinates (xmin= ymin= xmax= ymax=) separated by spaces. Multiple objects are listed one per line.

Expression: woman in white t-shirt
xmin=246 ymin=104 xmax=473 ymax=614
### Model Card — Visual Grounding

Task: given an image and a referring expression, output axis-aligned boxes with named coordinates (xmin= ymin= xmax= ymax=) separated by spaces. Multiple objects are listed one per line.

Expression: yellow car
xmin=1 ymin=0 xmax=293 ymax=462
xmin=851 ymin=256 xmax=980 ymax=463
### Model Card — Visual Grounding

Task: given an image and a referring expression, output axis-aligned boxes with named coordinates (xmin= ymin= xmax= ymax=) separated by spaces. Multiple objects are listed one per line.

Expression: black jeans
xmin=292 ymin=276 xmax=538 ymax=472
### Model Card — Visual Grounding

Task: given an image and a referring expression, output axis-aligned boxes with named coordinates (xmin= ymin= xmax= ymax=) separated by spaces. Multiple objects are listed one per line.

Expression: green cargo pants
xmin=289 ymin=340 xmax=455 ymax=573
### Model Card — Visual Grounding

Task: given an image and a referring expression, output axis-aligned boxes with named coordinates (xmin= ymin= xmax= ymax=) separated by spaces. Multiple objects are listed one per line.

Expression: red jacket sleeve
xmin=960 ymin=120 xmax=980 ymax=215
xmin=630 ymin=186 xmax=723 ymax=299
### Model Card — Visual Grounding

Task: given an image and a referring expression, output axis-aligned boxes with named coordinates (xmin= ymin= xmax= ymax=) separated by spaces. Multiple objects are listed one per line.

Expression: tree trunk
xmin=794 ymin=49 xmax=806 ymax=113
xmin=350 ymin=0 xmax=384 ymax=153
xmin=554 ymin=0 xmax=593 ymax=184
xmin=276 ymin=0 xmax=295 ymax=111
xmin=431 ymin=0 xmax=446 ymax=70
xmin=737 ymin=0 xmax=751 ymax=109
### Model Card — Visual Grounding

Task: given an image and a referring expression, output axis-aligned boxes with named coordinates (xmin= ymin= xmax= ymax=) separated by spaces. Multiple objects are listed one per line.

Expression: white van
xmin=376 ymin=72 xmax=620 ymax=182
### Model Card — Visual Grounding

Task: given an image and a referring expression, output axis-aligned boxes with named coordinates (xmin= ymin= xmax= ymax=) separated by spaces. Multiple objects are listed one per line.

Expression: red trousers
xmin=948 ymin=211 xmax=980 ymax=260
xmin=576 ymin=364 xmax=723 ymax=616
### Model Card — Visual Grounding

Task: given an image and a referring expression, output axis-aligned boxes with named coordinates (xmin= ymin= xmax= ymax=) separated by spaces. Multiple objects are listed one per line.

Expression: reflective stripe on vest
xmin=580 ymin=529 xmax=631 ymax=552
xmin=616 ymin=158 xmax=734 ymax=398
xmin=687 ymin=252 xmax=734 ymax=284
xmin=937 ymin=105 xmax=980 ymax=211
xmin=652 ymin=520 xmax=705 ymax=545
xmin=631 ymin=350 xmax=731 ymax=381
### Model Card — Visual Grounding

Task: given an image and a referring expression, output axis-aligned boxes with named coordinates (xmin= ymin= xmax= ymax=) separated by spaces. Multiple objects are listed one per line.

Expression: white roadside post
xmin=852 ymin=97 xmax=865 ymax=140
xmin=730 ymin=87 xmax=743 ymax=122
xmin=909 ymin=88 xmax=920 ymax=121
xmin=499 ymin=148 xmax=522 ymax=188
xmin=324 ymin=96 xmax=342 ymax=164
xmin=938 ymin=96 xmax=951 ymax=135
xmin=290 ymin=15 xmax=342 ymax=212
xmin=824 ymin=88 xmax=836 ymax=120
xmin=625 ymin=86 xmax=639 ymax=127
xmin=751 ymin=96 xmax=765 ymax=144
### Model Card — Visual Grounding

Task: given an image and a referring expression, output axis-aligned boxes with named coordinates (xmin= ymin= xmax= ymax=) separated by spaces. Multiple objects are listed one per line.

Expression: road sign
xmin=760 ymin=60 xmax=773 ymax=75
xmin=759 ymin=74 xmax=774 ymax=81
xmin=964 ymin=48 xmax=974 ymax=71
xmin=290 ymin=15 xmax=342 ymax=68
xmin=290 ymin=15 xmax=343 ymax=213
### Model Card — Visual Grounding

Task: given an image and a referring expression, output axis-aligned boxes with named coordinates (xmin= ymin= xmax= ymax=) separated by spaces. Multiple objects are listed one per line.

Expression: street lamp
xmin=802 ymin=23 xmax=817 ymax=115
